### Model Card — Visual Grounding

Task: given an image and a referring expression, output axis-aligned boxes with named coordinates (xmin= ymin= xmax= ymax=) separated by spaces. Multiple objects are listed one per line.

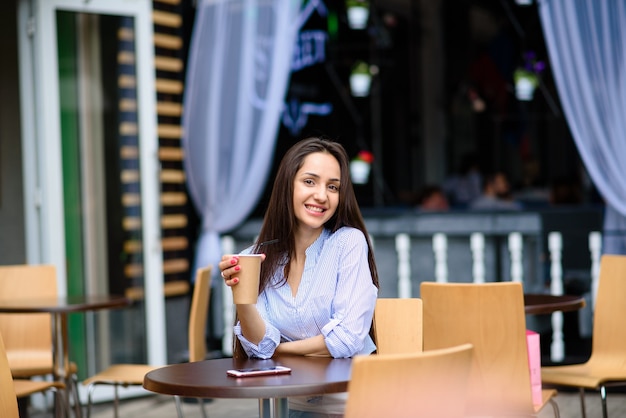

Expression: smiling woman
xmin=218 ymin=136 xmax=380 ymax=417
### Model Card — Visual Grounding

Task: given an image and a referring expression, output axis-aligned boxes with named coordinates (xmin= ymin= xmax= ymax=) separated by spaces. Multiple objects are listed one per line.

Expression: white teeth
xmin=306 ymin=205 xmax=323 ymax=212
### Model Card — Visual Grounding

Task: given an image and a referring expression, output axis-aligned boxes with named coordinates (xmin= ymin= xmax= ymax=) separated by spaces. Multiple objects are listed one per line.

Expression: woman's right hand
xmin=219 ymin=255 xmax=240 ymax=287
xmin=219 ymin=253 xmax=266 ymax=287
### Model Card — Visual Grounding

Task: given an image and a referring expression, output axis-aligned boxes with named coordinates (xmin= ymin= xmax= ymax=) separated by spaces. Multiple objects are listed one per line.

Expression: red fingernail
xmin=230 ymin=257 xmax=238 ymax=265
xmin=234 ymin=266 xmax=241 ymax=271
xmin=232 ymin=278 xmax=239 ymax=284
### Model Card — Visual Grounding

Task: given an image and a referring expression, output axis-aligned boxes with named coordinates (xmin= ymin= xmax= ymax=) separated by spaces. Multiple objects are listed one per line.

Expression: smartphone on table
xmin=226 ymin=365 xmax=292 ymax=377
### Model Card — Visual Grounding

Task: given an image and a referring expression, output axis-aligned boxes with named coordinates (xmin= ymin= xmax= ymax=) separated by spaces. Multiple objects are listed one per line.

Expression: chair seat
xmin=542 ymin=363 xmax=626 ymax=388
xmin=14 ymin=379 xmax=65 ymax=398
xmin=83 ymin=364 xmax=161 ymax=386
xmin=8 ymin=351 xmax=78 ymax=378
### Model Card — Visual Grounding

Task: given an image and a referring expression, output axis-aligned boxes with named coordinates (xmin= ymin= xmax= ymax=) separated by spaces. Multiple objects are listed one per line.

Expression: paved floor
xmin=28 ymin=388 xmax=626 ymax=417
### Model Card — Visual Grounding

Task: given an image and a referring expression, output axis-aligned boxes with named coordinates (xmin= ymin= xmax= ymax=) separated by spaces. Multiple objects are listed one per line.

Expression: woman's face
xmin=292 ymin=152 xmax=340 ymax=233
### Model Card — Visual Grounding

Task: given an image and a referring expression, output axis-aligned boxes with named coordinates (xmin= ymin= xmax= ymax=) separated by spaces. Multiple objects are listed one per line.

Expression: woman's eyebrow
xmin=302 ymin=172 xmax=340 ymax=183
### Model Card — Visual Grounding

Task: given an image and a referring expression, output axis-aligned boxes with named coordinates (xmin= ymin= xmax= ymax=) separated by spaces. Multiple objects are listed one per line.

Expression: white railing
xmin=221 ymin=230 xmax=602 ymax=361
xmin=548 ymin=232 xmax=564 ymax=361
xmin=395 ymin=233 xmax=412 ymax=298
xmin=470 ymin=232 xmax=485 ymax=284
xmin=589 ymin=231 xmax=602 ymax=309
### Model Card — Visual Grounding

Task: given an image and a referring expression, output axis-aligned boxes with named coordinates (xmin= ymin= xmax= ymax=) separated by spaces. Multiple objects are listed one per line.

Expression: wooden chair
xmin=421 ymin=281 xmax=560 ymax=417
xmin=82 ymin=266 xmax=212 ymax=418
xmin=1 ymin=331 xmax=67 ymax=418
xmin=373 ymin=297 xmax=422 ymax=354
xmin=0 ymin=265 xmax=59 ymax=374
xmin=542 ymin=254 xmax=626 ymax=418
xmin=344 ymin=343 xmax=474 ymax=418
xmin=0 ymin=264 xmax=79 ymax=413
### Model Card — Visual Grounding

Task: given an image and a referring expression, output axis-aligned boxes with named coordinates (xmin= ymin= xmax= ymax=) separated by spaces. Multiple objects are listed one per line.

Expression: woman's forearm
xmin=275 ymin=334 xmax=330 ymax=357
xmin=236 ymin=304 xmax=266 ymax=344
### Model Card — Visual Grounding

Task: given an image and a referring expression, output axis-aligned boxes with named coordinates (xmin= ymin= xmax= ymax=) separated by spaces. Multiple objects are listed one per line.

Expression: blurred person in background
xmin=416 ymin=185 xmax=450 ymax=212
xmin=470 ymin=171 xmax=522 ymax=211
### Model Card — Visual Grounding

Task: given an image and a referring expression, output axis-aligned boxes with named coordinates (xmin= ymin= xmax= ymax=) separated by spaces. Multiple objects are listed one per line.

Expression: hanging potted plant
xmin=350 ymin=150 xmax=374 ymax=184
xmin=346 ymin=0 xmax=369 ymax=30
xmin=349 ymin=60 xmax=372 ymax=97
xmin=514 ymin=68 xmax=539 ymax=101
xmin=514 ymin=51 xmax=545 ymax=101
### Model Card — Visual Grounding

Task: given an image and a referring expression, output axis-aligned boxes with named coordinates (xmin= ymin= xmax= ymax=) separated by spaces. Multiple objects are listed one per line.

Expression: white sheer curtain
xmin=538 ymin=0 xmax=626 ymax=254
xmin=183 ymin=0 xmax=301 ymax=337
xmin=184 ymin=0 xmax=301 ymax=276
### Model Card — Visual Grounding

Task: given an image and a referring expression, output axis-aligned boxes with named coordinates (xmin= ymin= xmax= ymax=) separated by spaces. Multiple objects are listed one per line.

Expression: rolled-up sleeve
xmin=234 ymin=320 xmax=281 ymax=359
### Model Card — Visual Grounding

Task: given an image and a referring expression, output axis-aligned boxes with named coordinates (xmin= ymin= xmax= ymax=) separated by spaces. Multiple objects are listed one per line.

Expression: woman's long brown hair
xmin=233 ymin=137 xmax=379 ymax=358
xmin=254 ymin=136 xmax=378 ymax=290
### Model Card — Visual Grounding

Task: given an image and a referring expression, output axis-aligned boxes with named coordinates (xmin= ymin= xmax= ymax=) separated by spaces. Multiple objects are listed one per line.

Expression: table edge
xmin=0 ymin=295 xmax=131 ymax=314
xmin=524 ymin=293 xmax=586 ymax=315
xmin=143 ymin=375 xmax=348 ymax=399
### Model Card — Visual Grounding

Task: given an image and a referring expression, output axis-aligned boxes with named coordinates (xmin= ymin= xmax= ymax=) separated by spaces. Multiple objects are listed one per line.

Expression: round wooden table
xmin=0 ymin=294 xmax=131 ymax=418
xmin=143 ymin=356 xmax=352 ymax=418
xmin=524 ymin=293 xmax=586 ymax=315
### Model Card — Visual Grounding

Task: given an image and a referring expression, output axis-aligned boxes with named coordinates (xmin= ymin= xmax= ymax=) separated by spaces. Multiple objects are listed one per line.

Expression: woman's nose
xmin=313 ymin=187 xmax=327 ymax=201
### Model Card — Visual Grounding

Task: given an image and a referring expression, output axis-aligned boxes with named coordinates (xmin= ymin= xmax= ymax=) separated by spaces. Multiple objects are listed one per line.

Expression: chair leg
xmin=54 ymin=386 xmax=70 ymax=417
xmin=70 ymin=374 xmax=82 ymax=417
xmin=54 ymin=389 xmax=65 ymax=418
xmin=549 ymin=397 xmax=560 ymax=418
xmin=174 ymin=396 xmax=208 ymax=418
xmin=86 ymin=383 xmax=123 ymax=418
xmin=86 ymin=384 xmax=96 ymax=418
xmin=579 ymin=387 xmax=587 ymax=418
xmin=54 ymin=389 xmax=70 ymax=418
xmin=600 ymin=385 xmax=608 ymax=418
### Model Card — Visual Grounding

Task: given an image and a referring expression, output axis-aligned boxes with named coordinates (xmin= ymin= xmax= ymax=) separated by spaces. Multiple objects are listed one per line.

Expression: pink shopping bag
xmin=526 ymin=330 xmax=542 ymax=405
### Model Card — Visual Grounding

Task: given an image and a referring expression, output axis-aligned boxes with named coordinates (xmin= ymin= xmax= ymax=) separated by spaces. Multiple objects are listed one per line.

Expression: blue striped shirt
xmin=234 ymin=227 xmax=378 ymax=359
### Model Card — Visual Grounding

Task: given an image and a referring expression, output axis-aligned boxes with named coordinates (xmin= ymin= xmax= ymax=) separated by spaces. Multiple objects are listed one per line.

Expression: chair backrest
xmin=188 ymin=266 xmax=212 ymax=363
xmin=344 ymin=343 xmax=474 ymax=418
xmin=591 ymin=254 xmax=626 ymax=359
xmin=373 ymin=298 xmax=422 ymax=354
xmin=421 ymin=281 xmax=533 ymax=416
xmin=0 ymin=332 xmax=20 ymax=418
xmin=0 ymin=265 xmax=56 ymax=366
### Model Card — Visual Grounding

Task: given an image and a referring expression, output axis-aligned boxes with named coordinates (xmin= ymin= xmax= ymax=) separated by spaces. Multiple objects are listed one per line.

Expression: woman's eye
xmin=304 ymin=179 xmax=314 ymax=186
xmin=328 ymin=184 xmax=339 ymax=192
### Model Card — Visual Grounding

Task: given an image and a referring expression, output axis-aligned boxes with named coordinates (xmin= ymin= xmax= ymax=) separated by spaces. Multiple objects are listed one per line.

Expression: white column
xmin=433 ymin=233 xmax=448 ymax=283
xmin=508 ymin=232 xmax=523 ymax=283
xmin=395 ymin=233 xmax=411 ymax=298
xmin=589 ymin=231 xmax=602 ymax=310
xmin=549 ymin=232 xmax=563 ymax=295
xmin=471 ymin=233 xmax=485 ymax=283
xmin=548 ymin=232 xmax=564 ymax=362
